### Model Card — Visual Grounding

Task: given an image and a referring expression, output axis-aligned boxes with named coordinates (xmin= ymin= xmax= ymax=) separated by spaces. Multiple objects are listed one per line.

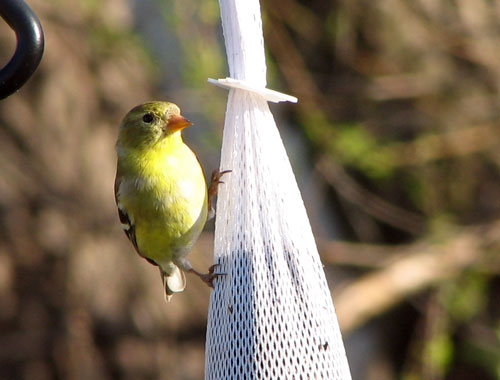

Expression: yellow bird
xmin=114 ymin=101 xmax=227 ymax=300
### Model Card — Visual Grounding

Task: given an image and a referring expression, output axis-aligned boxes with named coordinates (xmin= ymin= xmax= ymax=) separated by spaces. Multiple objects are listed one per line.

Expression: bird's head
xmin=117 ymin=101 xmax=192 ymax=152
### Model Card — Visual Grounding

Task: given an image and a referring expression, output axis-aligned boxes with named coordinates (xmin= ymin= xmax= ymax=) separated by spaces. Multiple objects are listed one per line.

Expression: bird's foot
xmin=189 ymin=264 xmax=225 ymax=288
xmin=208 ymin=169 xmax=231 ymax=218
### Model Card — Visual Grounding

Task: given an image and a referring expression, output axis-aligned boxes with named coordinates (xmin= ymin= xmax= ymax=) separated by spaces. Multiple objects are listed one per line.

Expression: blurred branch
xmin=265 ymin=6 xmax=324 ymax=110
xmin=382 ymin=124 xmax=500 ymax=168
xmin=319 ymin=240 xmax=409 ymax=269
xmin=367 ymin=73 xmax=440 ymax=100
xmin=266 ymin=10 xmax=429 ymax=237
xmin=265 ymin=0 xmax=321 ymax=43
xmin=332 ymin=221 xmax=500 ymax=334
xmin=388 ymin=0 xmax=500 ymax=73
xmin=317 ymin=157 xmax=426 ymax=234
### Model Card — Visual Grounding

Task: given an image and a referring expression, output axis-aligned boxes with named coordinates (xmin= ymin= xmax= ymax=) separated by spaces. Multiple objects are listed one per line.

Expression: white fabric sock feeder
xmin=205 ymin=0 xmax=352 ymax=379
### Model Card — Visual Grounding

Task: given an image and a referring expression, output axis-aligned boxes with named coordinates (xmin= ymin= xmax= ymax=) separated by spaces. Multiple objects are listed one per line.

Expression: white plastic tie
xmin=208 ymin=77 xmax=298 ymax=103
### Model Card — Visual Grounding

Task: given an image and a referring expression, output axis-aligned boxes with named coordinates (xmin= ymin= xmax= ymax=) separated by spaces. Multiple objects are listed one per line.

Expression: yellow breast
xmin=118 ymin=138 xmax=208 ymax=262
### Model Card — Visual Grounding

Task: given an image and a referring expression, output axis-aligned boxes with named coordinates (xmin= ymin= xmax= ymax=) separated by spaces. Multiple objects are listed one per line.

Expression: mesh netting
xmin=205 ymin=0 xmax=352 ymax=379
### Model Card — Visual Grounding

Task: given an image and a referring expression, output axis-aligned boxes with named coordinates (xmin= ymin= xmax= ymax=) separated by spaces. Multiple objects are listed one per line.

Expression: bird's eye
xmin=142 ymin=113 xmax=154 ymax=123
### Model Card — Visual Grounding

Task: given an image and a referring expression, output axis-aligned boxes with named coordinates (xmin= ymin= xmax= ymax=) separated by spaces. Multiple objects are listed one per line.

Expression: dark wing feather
xmin=114 ymin=168 xmax=158 ymax=267
xmin=117 ymin=205 xmax=138 ymax=251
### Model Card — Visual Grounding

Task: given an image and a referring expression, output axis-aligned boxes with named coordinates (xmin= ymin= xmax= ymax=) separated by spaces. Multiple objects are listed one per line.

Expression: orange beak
xmin=167 ymin=114 xmax=192 ymax=132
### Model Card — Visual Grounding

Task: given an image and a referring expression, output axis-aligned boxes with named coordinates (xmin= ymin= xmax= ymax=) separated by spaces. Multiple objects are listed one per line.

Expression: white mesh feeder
xmin=205 ymin=0 xmax=352 ymax=379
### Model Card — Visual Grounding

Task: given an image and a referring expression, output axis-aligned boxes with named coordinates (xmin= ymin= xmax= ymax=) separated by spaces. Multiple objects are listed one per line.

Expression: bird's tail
xmin=160 ymin=266 xmax=186 ymax=302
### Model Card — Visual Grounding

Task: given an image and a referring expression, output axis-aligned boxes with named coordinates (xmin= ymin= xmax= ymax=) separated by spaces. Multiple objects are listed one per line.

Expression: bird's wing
xmin=114 ymin=169 xmax=159 ymax=268
xmin=117 ymin=201 xmax=139 ymax=250
xmin=114 ymin=173 xmax=139 ymax=251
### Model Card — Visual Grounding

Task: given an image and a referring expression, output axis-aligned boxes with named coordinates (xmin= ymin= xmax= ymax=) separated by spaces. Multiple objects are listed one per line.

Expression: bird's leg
xmin=189 ymin=264 xmax=225 ymax=288
xmin=207 ymin=169 xmax=231 ymax=219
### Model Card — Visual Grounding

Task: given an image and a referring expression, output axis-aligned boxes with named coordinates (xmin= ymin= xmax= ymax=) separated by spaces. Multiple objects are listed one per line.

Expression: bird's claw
xmin=208 ymin=169 xmax=232 ymax=219
xmin=190 ymin=264 xmax=226 ymax=288
xmin=208 ymin=169 xmax=231 ymax=195
xmin=208 ymin=263 xmax=219 ymax=274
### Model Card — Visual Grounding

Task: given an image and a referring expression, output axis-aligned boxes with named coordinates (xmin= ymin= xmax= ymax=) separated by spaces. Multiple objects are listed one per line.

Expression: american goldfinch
xmin=114 ymin=101 xmax=227 ymax=300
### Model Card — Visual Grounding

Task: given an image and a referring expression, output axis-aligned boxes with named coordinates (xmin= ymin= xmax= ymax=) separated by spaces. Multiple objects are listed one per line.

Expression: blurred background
xmin=0 ymin=0 xmax=499 ymax=379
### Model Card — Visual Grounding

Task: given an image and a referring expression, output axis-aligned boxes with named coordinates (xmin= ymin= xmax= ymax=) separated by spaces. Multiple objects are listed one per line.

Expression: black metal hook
xmin=0 ymin=0 xmax=44 ymax=99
